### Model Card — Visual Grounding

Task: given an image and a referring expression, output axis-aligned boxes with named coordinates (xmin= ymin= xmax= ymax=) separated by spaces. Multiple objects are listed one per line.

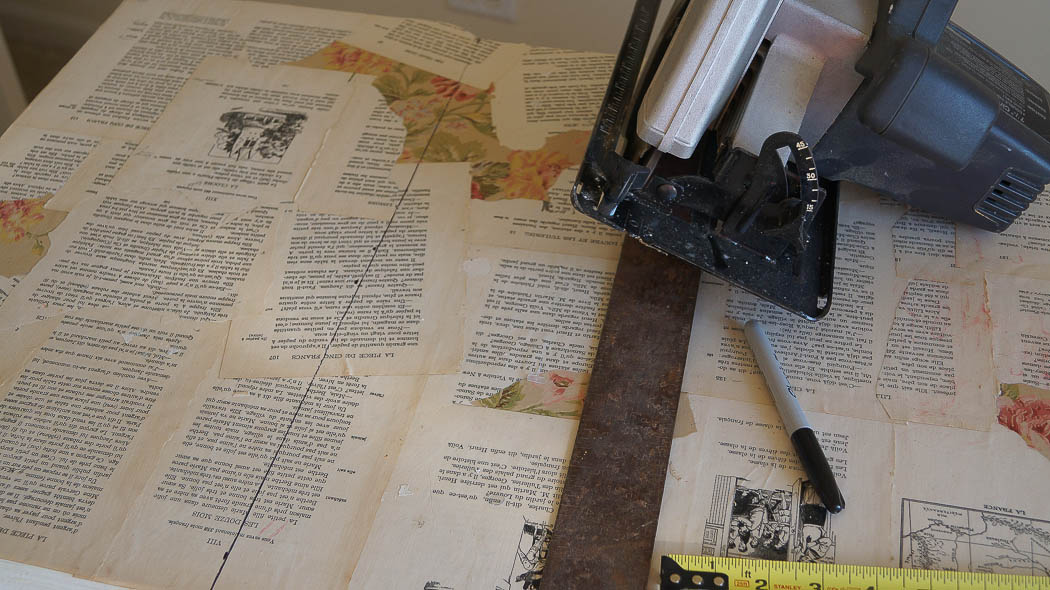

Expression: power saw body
xmin=572 ymin=0 xmax=1050 ymax=319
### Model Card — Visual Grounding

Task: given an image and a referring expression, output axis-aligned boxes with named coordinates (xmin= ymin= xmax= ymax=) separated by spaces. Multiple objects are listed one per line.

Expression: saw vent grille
xmin=975 ymin=170 xmax=1043 ymax=230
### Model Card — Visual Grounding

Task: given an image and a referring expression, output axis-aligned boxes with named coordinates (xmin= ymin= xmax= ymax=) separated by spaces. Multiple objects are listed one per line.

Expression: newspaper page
xmin=221 ymin=164 xmax=469 ymax=378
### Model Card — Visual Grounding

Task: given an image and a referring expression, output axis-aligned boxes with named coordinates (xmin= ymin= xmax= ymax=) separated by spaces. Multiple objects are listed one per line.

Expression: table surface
xmin=3 ymin=1 xmax=1050 ymax=589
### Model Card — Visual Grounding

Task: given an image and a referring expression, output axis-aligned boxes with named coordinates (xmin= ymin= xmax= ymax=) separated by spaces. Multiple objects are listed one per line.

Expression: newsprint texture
xmin=0 ymin=1 xmax=1047 ymax=589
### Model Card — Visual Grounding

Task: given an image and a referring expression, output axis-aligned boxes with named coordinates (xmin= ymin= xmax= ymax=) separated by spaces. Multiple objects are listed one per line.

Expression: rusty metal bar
xmin=543 ymin=237 xmax=701 ymax=589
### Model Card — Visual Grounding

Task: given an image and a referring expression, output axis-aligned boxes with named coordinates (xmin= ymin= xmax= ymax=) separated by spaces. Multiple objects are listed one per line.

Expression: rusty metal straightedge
xmin=543 ymin=237 xmax=701 ymax=588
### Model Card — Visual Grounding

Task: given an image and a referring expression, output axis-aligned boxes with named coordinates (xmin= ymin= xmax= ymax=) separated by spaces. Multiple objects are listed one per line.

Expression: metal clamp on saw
xmin=572 ymin=0 xmax=1050 ymax=319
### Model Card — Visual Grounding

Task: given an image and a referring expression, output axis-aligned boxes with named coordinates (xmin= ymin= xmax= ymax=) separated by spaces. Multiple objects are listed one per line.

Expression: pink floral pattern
xmin=290 ymin=42 xmax=587 ymax=202
xmin=998 ymin=383 xmax=1050 ymax=460
xmin=473 ymin=371 xmax=589 ymax=419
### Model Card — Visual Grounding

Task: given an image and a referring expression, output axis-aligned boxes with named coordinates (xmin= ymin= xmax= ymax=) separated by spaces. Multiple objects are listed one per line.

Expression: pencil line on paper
xmin=209 ymin=66 xmax=463 ymax=588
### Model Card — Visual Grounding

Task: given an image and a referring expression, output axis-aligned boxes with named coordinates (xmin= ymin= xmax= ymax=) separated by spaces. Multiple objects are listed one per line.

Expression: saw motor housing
xmin=572 ymin=0 xmax=1050 ymax=319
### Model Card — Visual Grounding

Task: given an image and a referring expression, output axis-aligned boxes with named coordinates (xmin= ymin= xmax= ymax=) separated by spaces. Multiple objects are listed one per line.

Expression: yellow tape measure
xmin=661 ymin=556 xmax=1050 ymax=590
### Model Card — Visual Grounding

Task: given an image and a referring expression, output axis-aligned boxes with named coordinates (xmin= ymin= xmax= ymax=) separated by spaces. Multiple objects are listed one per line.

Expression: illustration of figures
xmin=800 ymin=524 xmax=834 ymax=562
xmin=499 ymin=520 xmax=553 ymax=590
xmin=211 ymin=110 xmax=307 ymax=163
xmin=726 ymin=487 xmax=793 ymax=560
xmin=797 ymin=483 xmax=835 ymax=563
xmin=707 ymin=475 xmax=836 ymax=563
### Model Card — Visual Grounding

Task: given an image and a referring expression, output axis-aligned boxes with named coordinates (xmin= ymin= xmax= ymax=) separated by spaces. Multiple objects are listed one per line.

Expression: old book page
xmin=347 ymin=377 xmax=577 ymax=590
xmin=343 ymin=241 xmax=613 ymax=588
xmin=15 ymin=0 xmax=382 ymax=142
xmin=986 ymin=273 xmax=1050 ymax=461
xmin=468 ymin=46 xmax=621 ymax=259
xmin=107 ymin=57 xmax=357 ymax=213
xmin=957 ymin=189 xmax=1050 ymax=280
xmin=95 ymin=371 xmax=424 ymax=589
xmin=0 ymin=308 xmax=228 ymax=573
xmin=457 ymin=244 xmax=615 ymax=389
xmin=290 ymin=77 xmax=411 ymax=220
xmin=683 ymin=192 xmax=995 ymax=430
xmin=0 ymin=192 xmax=279 ymax=329
xmin=489 ymin=46 xmax=616 ymax=150
xmin=47 ymin=139 xmax=137 ymax=211
xmin=221 ymin=164 xmax=469 ymax=377
xmin=891 ymin=206 xmax=961 ymax=281
xmin=16 ymin=0 xmax=245 ymax=140
xmin=652 ymin=395 xmax=896 ymax=582
xmin=0 ymin=126 xmax=138 ymax=279
xmin=891 ymin=419 xmax=1050 ymax=574
xmin=0 ymin=126 xmax=99 ymax=202
xmin=467 ymin=169 xmax=624 ymax=260
xmin=684 ymin=194 xmax=902 ymax=415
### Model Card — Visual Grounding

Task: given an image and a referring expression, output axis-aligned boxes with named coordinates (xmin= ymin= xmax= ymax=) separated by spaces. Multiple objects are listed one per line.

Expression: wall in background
xmin=1 ymin=0 xmax=1047 ymax=101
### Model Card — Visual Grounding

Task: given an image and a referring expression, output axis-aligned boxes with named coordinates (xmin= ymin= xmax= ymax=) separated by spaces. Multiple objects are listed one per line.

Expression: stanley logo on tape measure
xmin=661 ymin=556 xmax=1050 ymax=590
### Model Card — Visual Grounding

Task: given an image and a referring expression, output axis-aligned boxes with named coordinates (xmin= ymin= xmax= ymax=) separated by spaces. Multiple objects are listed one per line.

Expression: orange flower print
xmin=497 ymin=149 xmax=574 ymax=200
xmin=429 ymin=76 xmax=490 ymax=102
xmin=318 ymin=42 xmax=396 ymax=75
xmin=0 ymin=198 xmax=46 ymax=244
xmin=470 ymin=181 xmax=484 ymax=200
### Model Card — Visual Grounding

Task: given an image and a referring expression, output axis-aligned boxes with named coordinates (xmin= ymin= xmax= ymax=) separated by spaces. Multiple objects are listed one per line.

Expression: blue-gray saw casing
xmin=815 ymin=0 xmax=1050 ymax=232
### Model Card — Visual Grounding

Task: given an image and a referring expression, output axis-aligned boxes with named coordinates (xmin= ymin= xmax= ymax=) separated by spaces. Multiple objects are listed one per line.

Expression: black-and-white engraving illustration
xmin=211 ymin=109 xmax=307 ymax=163
xmin=726 ymin=486 xmax=793 ymax=560
xmin=797 ymin=484 xmax=835 ymax=563
xmin=901 ymin=499 xmax=1050 ymax=575
xmin=704 ymin=475 xmax=836 ymax=563
xmin=498 ymin=519 xmax=552 ymax=590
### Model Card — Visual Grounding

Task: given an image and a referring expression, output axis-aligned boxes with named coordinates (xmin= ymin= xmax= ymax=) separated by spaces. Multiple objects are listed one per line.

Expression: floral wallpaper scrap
xmin=290 ymin=42 xmax=589 ymax=202
xmin=0 ymin=195 xmax=67 ymax=277
xmin=998 ymin=382 xmax=1050 ymax=460
xmin=472 ymin=371 xmax=588 ymax=419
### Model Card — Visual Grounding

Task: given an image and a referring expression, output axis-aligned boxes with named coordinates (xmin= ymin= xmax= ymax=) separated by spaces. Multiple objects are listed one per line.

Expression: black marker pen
xmin=744 ymin=319 xmax=845 ymax=514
